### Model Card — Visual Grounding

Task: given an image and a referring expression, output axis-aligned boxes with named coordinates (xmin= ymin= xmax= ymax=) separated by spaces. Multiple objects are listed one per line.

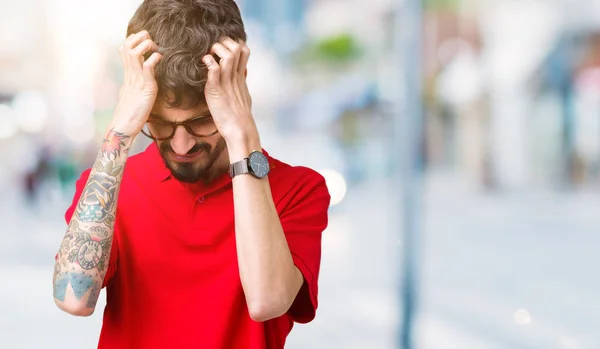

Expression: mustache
xmin=160 ymin=141 xmax=211 ymax=155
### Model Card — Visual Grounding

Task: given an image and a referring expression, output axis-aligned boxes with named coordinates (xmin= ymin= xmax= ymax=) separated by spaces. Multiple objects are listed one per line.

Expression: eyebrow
xmin=148 ymin=113 xmax=212 ymax=121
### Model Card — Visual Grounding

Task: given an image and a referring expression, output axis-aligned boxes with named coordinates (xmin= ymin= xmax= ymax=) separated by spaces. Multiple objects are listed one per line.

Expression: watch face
xmin=248 ymin=151 xmax=270 ymax=178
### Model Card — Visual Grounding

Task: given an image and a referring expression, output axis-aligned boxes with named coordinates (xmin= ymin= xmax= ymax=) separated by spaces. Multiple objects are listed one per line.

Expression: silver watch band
xmin=229 ymin=159 xmax=249 ymax=178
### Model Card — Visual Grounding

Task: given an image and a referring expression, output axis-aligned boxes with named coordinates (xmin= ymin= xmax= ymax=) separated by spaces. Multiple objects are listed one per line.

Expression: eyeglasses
xmin=141 ymin=115 xmax=219 ymax=141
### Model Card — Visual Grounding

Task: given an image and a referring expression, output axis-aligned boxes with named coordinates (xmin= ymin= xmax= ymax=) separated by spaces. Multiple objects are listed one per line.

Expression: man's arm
xmin=52 ymin=30 xmax=162 ymax=316
xmin=52 ymin=128 xmax=132 ymax=316
xmin=229 ymin=141 xmax=305 ymax=323
xmin=201 ymin=38 xmax=306 ymax=322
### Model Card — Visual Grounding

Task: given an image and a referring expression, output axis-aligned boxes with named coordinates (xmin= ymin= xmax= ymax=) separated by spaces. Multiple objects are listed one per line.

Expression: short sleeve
xmin=281 ymin=172 xmax=331 ymax=324
xmin=59 ymin=169 xmax=119 ymax=289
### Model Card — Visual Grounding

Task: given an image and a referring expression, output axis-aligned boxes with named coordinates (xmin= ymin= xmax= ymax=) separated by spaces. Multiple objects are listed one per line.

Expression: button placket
xmin=189 ymin=196 xmax=205 ymax=221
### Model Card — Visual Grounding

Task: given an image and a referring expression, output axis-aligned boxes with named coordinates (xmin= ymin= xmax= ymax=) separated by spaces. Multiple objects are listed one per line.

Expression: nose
xmin=169 ymin=125 xmax=196 ymax=155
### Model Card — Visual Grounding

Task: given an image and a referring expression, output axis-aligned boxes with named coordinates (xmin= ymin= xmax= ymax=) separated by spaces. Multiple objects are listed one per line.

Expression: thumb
xmin=203 ymin=55 xmax=220 ymax=94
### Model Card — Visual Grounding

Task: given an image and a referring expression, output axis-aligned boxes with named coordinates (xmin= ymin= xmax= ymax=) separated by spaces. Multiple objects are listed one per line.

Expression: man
xmin=51 ymin=0 xmax=331 ymax=348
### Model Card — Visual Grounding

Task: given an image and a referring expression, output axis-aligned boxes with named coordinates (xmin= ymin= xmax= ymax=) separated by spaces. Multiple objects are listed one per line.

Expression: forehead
xmin=150 ymin=100 xmax=210 ymax=122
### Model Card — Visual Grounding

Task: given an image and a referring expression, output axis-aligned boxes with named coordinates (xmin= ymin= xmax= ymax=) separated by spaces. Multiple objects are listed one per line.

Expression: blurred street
xmin=3 ymin=0 xmax=600 ymax=347
xmin=1 ymin=172 xmax=598 ymax=349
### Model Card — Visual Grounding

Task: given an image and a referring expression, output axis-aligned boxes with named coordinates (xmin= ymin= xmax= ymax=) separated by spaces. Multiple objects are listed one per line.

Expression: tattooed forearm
xmin=76 ymin=165 xmax=119 ymax=226
xmin=75 ymin=129 xmax=129 ymax=225
xmin=53 ymin=128 xmax=130 ymax=312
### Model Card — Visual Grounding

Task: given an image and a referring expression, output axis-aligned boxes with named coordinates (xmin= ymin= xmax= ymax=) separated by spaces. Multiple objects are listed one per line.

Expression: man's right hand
xmin=111 ymin=30 xmax=163 ymax=137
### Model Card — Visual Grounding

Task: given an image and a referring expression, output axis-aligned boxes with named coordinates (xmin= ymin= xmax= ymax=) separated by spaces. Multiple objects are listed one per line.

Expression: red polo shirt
xmin=63 ymin=143 xmax=330 ymax=349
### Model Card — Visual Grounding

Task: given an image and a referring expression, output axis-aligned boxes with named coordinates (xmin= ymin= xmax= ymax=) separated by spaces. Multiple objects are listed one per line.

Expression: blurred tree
xmin=295 ymin=33 xmax=362 ymax=64
xmin=313 ymin=34 xmax=361 ymax=61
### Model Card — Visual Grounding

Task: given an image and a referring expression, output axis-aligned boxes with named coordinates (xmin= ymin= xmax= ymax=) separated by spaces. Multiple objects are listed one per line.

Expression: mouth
xmin=168 ymin=149 xmax=204 ymax=163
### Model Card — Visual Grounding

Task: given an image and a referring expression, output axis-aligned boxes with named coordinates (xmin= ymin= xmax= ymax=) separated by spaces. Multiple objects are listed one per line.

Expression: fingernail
xmin=157 ymin=47 xmax=166 ymax=55
xmin=203 ymin=58 xmax=212 ymax=66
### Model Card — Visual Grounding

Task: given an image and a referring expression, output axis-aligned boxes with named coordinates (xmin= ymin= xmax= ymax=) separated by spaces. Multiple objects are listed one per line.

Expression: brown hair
xmin=127 ymin=0 xmax=247 ymax=108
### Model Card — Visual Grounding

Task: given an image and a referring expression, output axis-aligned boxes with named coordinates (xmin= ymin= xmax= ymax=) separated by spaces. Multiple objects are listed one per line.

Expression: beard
xmin=158 ymin=137 xmax=227 ymax=183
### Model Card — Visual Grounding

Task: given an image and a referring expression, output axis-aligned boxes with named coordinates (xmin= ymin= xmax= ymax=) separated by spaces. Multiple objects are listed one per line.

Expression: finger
xmin=220 ymin=37 xmax=241 ymax=76
xmin=132 ymin=39 xmax=159 ymax=60
xmin=121 ymin=31 xmax=150 ymax=83
xmin=144 ymin=47 xmax=165 ymax=62
xmin=143 ymin=52 xmax=163 ymax=84
xmin=210 ymin=42 xmax=233 ymax=83
xmin=237 ymin=40 xmax=251 ymax=74
xmin=125 ymin=30 xmax=150 ymax=50
xmin=202 ymin=54 xmax=221 ymax=95
xmin=131 ymin=39 xmax=160 ymax=77
xmin=118 ymin=44 xmax=130 ymax=85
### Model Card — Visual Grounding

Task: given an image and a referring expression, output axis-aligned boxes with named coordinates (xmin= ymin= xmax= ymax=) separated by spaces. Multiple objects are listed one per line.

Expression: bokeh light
xmin=317 ymin=169 xmax=347 ymax=207
xmin=12 ymin=91 xmax=48 ymax=133
xmin=514 ymin=309 xmax=532 ymax=325
xmin=0 ymin=104 xmax=18 ymax=139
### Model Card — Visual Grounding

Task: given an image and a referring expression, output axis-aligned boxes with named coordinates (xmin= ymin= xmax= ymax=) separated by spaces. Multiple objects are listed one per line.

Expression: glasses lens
xmin=145 ymin=121 xmax=173 ymax=140
xmin=187 ymin=116 xmax=217 ymax=137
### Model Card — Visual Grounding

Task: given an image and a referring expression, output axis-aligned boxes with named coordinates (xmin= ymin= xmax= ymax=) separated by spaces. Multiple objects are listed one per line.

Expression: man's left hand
xmin=202 ymin=38 xmax=256 ymax=145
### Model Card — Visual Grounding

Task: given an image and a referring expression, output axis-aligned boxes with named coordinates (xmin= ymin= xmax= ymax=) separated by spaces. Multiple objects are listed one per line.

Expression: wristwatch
xmin=229 ymin=150 xmax=270 ymax=179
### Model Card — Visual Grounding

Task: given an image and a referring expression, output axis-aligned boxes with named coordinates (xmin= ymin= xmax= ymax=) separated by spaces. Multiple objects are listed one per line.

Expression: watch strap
xmin=229 ymin=158 xmax=249 ymax=178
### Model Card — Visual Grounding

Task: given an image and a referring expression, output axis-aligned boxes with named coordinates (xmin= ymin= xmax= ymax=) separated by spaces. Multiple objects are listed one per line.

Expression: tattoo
xmin=53 ymin=273 xmax=69 ymax=301
xmin=53 ymin=272 xmax=93 ymax=302
xmin=90 ymin=226 xmax=110 ymax=238
xmin=102 ymin=128 xmax=130 ymax=159
xmin=76 ymin=165 xmax=119 ymax=225
xmin=53 ymin=128 xmax=130 ymax=309
xmin=53 ymin=223 xmax=112 ymax=303
xmin=67 ymin=224 xmax=111 ymax=271
xmin=86 ymin=282 xmax=101 ymax=308
xmin=70 ymin=272 xmax=94 ymax=299
xmin=75 ymin=129 xmax=128 ymax=225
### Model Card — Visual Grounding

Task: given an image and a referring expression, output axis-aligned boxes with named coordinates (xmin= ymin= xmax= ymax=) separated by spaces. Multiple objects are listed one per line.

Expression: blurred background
xmin=1 ymin=0 xmax=599 ymax=348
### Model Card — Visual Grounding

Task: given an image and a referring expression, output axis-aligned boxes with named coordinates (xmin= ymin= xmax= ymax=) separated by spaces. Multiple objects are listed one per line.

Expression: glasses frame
xmin=141 ymin=115 xmax=219 ymax=141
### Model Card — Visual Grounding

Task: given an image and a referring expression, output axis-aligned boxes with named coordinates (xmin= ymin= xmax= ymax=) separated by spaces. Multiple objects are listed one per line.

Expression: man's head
xmin=128 ymin=0 xmax=247 ymax=183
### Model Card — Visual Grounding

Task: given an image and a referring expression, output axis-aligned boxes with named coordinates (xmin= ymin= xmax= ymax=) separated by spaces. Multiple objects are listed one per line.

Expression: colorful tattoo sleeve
xmin=53 ymin=128 xmax=130 ymax=309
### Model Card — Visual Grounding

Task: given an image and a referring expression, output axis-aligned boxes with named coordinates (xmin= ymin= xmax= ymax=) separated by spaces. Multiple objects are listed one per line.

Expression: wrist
xmin=107 ymin=122 xmax=137 ymax=145
xmin=102 ymin=125 xmax=135 ymax=154
xmin=227 ymin=132 xmax=262 ymax=163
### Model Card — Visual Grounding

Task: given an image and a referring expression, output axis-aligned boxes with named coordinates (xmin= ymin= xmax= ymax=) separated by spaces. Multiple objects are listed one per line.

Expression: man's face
xmin=150 ymin=100 xmax=228 ymax=183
